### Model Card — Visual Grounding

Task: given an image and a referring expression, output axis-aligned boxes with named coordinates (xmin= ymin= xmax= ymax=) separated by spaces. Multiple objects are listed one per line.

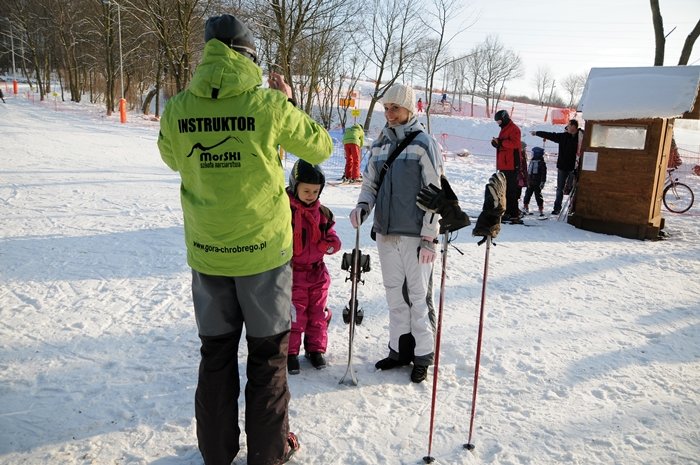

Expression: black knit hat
xmin=204 ymin=14 xmax=257 ymax=63
xmin=494 ymin=109 xmax=511 ymax=126
xmin=289 ymin=159 xmax=325 ymax=196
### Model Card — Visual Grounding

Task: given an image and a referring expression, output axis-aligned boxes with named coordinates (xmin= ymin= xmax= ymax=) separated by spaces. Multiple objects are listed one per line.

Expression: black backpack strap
xmin=318 ymin=204 xmax=335 ymax=231
xmin=377 ymin=131 xmax=420 ymax=189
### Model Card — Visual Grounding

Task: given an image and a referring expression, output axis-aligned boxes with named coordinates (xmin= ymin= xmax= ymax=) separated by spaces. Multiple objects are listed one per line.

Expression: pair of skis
xmin=558 ymin=176 xmax=578 ymax=221
xmin=339 ymin=226 xmax=370 ymax=386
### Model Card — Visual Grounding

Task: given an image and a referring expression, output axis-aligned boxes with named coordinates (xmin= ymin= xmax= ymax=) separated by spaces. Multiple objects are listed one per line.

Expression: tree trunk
xmin=141 ymin=88 xmax=157 ymax=115
xmin=650 ymin=0 xmax=665 ymax=66
xmin=678 ymin=19 xmax=700 ymax=65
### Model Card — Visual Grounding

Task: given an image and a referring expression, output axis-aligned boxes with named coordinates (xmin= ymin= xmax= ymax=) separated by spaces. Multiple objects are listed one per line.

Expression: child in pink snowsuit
xmin=286 ymin=159 xmax=341 ymax=374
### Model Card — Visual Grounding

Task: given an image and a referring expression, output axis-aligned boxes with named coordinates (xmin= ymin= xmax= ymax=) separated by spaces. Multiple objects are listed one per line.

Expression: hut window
xmin=590 ymin=125 xmax=647 ymax=150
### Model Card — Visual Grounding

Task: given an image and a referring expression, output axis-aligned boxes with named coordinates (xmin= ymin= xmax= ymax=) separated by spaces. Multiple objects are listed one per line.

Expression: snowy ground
xmin=1 ymin=91 xmax=699 ymax=465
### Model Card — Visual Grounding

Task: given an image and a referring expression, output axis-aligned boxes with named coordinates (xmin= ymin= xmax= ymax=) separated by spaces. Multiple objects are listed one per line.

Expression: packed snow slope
xmin=1 ymin=94 xmax=699 ymax=465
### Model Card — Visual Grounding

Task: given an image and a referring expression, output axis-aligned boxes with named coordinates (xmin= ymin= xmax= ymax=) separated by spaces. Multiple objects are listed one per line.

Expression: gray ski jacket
xmin=356 ymin=117 xmax=443 ymax=239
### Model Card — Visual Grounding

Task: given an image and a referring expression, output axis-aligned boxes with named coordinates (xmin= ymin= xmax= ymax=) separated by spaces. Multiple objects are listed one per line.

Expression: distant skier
xmin=0 ymin=88 xmax=5 ymax=103
xmin=417 ymin=97 xmax=424 ymax=113
xmin=342 ymin=123 xmax=364 ymax=182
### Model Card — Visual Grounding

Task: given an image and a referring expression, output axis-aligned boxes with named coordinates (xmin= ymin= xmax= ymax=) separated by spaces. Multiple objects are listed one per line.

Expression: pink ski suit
xmin=287 ymin=190 xmax=342 ymax=356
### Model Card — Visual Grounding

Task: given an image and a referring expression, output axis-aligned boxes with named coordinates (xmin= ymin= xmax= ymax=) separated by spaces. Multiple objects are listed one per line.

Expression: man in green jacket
xmin=158 ymin=14 xmax=332 ymax=465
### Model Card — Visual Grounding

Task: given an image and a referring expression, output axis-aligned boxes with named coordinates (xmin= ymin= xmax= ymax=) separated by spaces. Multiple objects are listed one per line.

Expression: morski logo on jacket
xmin=187 ymin=136 xmax=246 ymax=169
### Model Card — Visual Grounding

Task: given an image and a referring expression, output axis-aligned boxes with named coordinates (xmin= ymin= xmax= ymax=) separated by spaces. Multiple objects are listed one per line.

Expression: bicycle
xmin=663 ymin=168 xmax=694 ymax=213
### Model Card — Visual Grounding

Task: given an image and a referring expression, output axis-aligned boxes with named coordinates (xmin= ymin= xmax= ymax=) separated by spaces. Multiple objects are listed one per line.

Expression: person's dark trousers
xmin=196 ymin=330 xmax=291 ymax=465
xmin=523 ymin=186 xmax=544 ymax=209
xmin=553 ymin=168 xmax=572 ymax=212
xmin=196 ymin=329 xmax=243 ymax=465
xmin=502 ymin=169 xmax=520 ymax=217
xmin=245 ymin=331 xmax=291 ymax=465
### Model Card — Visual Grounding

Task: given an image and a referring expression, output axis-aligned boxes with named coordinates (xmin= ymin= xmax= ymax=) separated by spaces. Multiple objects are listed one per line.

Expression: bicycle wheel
xmin=663 ymin=182 xmax=694 ymax=213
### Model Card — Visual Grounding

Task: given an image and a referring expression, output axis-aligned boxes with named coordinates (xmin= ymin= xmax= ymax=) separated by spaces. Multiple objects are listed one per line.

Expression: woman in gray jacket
xmin=349 ymin=83 xmax=443 ymax=383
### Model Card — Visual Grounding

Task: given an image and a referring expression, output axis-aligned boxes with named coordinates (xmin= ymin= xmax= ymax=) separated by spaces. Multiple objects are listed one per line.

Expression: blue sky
xmin=443 ymin=0 xmax=700 ymax=97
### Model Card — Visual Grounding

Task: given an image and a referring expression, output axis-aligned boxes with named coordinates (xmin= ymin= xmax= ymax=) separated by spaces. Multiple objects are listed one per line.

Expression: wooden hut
xmin=570 ymin=66 xmax=700 ymax=240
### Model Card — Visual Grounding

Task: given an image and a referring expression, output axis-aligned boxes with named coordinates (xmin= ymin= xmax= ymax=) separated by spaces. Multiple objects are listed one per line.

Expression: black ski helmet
xmin=494 ymin=109 xmax=510 ymax=126
xmin=289 ymin=159 xmax=326 ymax=197
xmin=204 ymin=14 xmax=257 ymax=63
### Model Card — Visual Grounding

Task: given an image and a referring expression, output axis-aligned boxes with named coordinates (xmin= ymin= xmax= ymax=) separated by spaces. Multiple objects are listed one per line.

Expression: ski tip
xmin=463 ymin=443 xmax=475 ymax=451
xmin=422 ymin=455 xmax=435 ymax=463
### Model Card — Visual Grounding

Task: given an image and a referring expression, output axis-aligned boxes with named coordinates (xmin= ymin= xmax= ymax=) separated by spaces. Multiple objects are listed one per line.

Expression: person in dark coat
xmin=531 ymin=119 xmax=583 ymax=215
xmin=522 ymin=146 xmax=547 ymax=216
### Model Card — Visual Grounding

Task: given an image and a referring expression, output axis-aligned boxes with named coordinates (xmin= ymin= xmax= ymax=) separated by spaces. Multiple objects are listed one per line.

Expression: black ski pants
xmin=196 ymin=330 xmax=290 ymax=465
xmin=501 ymin=169 xmax=520 ymax=217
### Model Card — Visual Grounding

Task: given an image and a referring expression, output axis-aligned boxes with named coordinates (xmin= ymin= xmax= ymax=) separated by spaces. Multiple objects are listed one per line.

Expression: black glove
xmin=438 ymin=204 xmax=471 ymax=234
xmin=490 ymin=137 xmax=501 ymax=149
xmin=416 ymin=183 xmax=443 ymax=213
xmin=539 ymin=182 xmax=545 ymax=190
xmin=472 ymin=172 xmax=506 ymax=238
xmin=472 ymin=213 xmax=502 ymax=238
xmin=416 ymin=176 xmax=471 ymax=233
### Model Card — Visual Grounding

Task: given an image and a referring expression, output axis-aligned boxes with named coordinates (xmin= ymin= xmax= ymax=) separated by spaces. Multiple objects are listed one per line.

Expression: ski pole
xmin=464 ymin=235 xmax=492 ymax=451
xmin=423 ymin=231 xmax=449 ymax=464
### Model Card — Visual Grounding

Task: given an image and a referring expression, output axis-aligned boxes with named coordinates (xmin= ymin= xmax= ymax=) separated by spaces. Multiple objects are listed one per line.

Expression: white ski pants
xmin=376 ymin=234 xmax=435 ymax=358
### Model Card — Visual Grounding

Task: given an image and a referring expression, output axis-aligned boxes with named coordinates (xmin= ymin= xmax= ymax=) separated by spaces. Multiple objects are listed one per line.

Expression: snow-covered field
xmin=1 ymin=90 xmax=699 ymax=465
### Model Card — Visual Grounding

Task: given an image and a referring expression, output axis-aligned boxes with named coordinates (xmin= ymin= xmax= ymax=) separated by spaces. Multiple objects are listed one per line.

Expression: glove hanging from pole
xmin=416 ymin=176 xmax=471 ymax=233
xmin=472 ymin=172 xmax=506 ymax=239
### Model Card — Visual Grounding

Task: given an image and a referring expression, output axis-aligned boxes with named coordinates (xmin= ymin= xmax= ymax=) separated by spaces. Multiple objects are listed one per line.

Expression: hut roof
xmin=578 ymin=66 xmax=700 ymax=121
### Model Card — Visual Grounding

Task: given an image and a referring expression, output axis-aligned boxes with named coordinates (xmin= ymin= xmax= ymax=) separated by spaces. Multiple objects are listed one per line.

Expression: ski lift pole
xmin=464 ymin=235 xmax=492 ymax=451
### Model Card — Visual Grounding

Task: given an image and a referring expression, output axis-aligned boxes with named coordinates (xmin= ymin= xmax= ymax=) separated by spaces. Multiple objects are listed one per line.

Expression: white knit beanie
xmin=383 ymin=83 xmax=416 ymax=114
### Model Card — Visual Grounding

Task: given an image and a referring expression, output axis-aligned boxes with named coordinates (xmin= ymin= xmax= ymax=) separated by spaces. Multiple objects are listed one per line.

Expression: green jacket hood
xmin=188 ymin=40 xmax=262 ymax=100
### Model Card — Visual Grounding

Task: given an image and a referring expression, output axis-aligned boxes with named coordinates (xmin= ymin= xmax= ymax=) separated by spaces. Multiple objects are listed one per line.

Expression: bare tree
xmin=651 ymin=0 xmax=700 ymax=65
xmin=678 ymin=19 xmax=700 ymax=65
xmin=358 ymin=0 xmax=422 ymax=130
xmin=650 ymin=0 xmax=665 ymax=65
xmin=533 ymin=65 xmax=553 ymax=106
xmin=463 ymin=46 xmax=484 ymax=117
xmin=5 ymin=0 xmax=52 ymax=101
xmin=476 ymin=35 xmax=522 ymax=117
xmin=128 ymin=0 xmax=207 ymax=98
xmin=335 ymin=53 xmax=366 ymax=130
xmin=46 ymin=0 xmax=92 ymax=103
xmin=561 ymin=71 xmax=587 ymax=108
xmin=417 ymin=0 xmax=465 ymax=133
xmin=255 ymin=0 xmax=356 ymax=116
xmin=444 ymin=55 xmax=468 ymax=112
